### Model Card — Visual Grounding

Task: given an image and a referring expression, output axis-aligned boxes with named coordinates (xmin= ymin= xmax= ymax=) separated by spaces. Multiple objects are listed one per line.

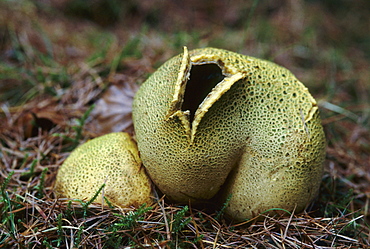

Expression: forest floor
xmin=1 ymin=0 xmax=369 ymax=248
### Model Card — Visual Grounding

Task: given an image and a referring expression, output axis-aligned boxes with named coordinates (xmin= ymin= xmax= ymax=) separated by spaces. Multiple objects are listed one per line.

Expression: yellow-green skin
xmin=54 ymin=132 xmax=152 ymax=208
xmin=133 ymin=47 xmax=325 ymax=220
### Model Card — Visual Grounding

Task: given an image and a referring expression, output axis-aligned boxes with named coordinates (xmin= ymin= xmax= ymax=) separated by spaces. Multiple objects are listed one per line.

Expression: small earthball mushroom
xmin=132 ymin=47 xmax=325 ymax=220
xmin=54 ymin=132 xmax=152 ymax=208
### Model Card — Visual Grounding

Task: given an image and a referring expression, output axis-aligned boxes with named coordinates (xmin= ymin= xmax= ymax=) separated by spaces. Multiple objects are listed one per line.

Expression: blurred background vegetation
xmin=1 ymin=0 xmax=369 ymax=104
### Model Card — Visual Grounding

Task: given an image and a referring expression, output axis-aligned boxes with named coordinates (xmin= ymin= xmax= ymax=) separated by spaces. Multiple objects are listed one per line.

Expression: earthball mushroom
xmin=132 ymin=47 xmax=325 ymax=220
xmin=54 ymin=132 xmax=152 ymax=208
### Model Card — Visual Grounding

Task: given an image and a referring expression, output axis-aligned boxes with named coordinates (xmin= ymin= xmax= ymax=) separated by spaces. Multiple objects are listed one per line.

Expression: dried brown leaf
xmin=89 ymin=75 xmax=139 ymax=135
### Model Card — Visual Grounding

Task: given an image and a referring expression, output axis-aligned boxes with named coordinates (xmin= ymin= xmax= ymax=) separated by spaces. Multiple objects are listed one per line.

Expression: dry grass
xmin=1 ymin=0 xmax=369 ymax=248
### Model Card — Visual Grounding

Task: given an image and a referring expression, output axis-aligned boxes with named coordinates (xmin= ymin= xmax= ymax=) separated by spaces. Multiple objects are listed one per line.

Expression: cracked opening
xmin=182 ymin=63 xmax=225 ymax=122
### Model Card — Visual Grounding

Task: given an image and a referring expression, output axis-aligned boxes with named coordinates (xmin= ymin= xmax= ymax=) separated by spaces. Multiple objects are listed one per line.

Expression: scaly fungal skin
xmin=132 ymin=47 xmax=325 ymax=220
xmin=54 ymin=132 xmax=152 ymax=208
